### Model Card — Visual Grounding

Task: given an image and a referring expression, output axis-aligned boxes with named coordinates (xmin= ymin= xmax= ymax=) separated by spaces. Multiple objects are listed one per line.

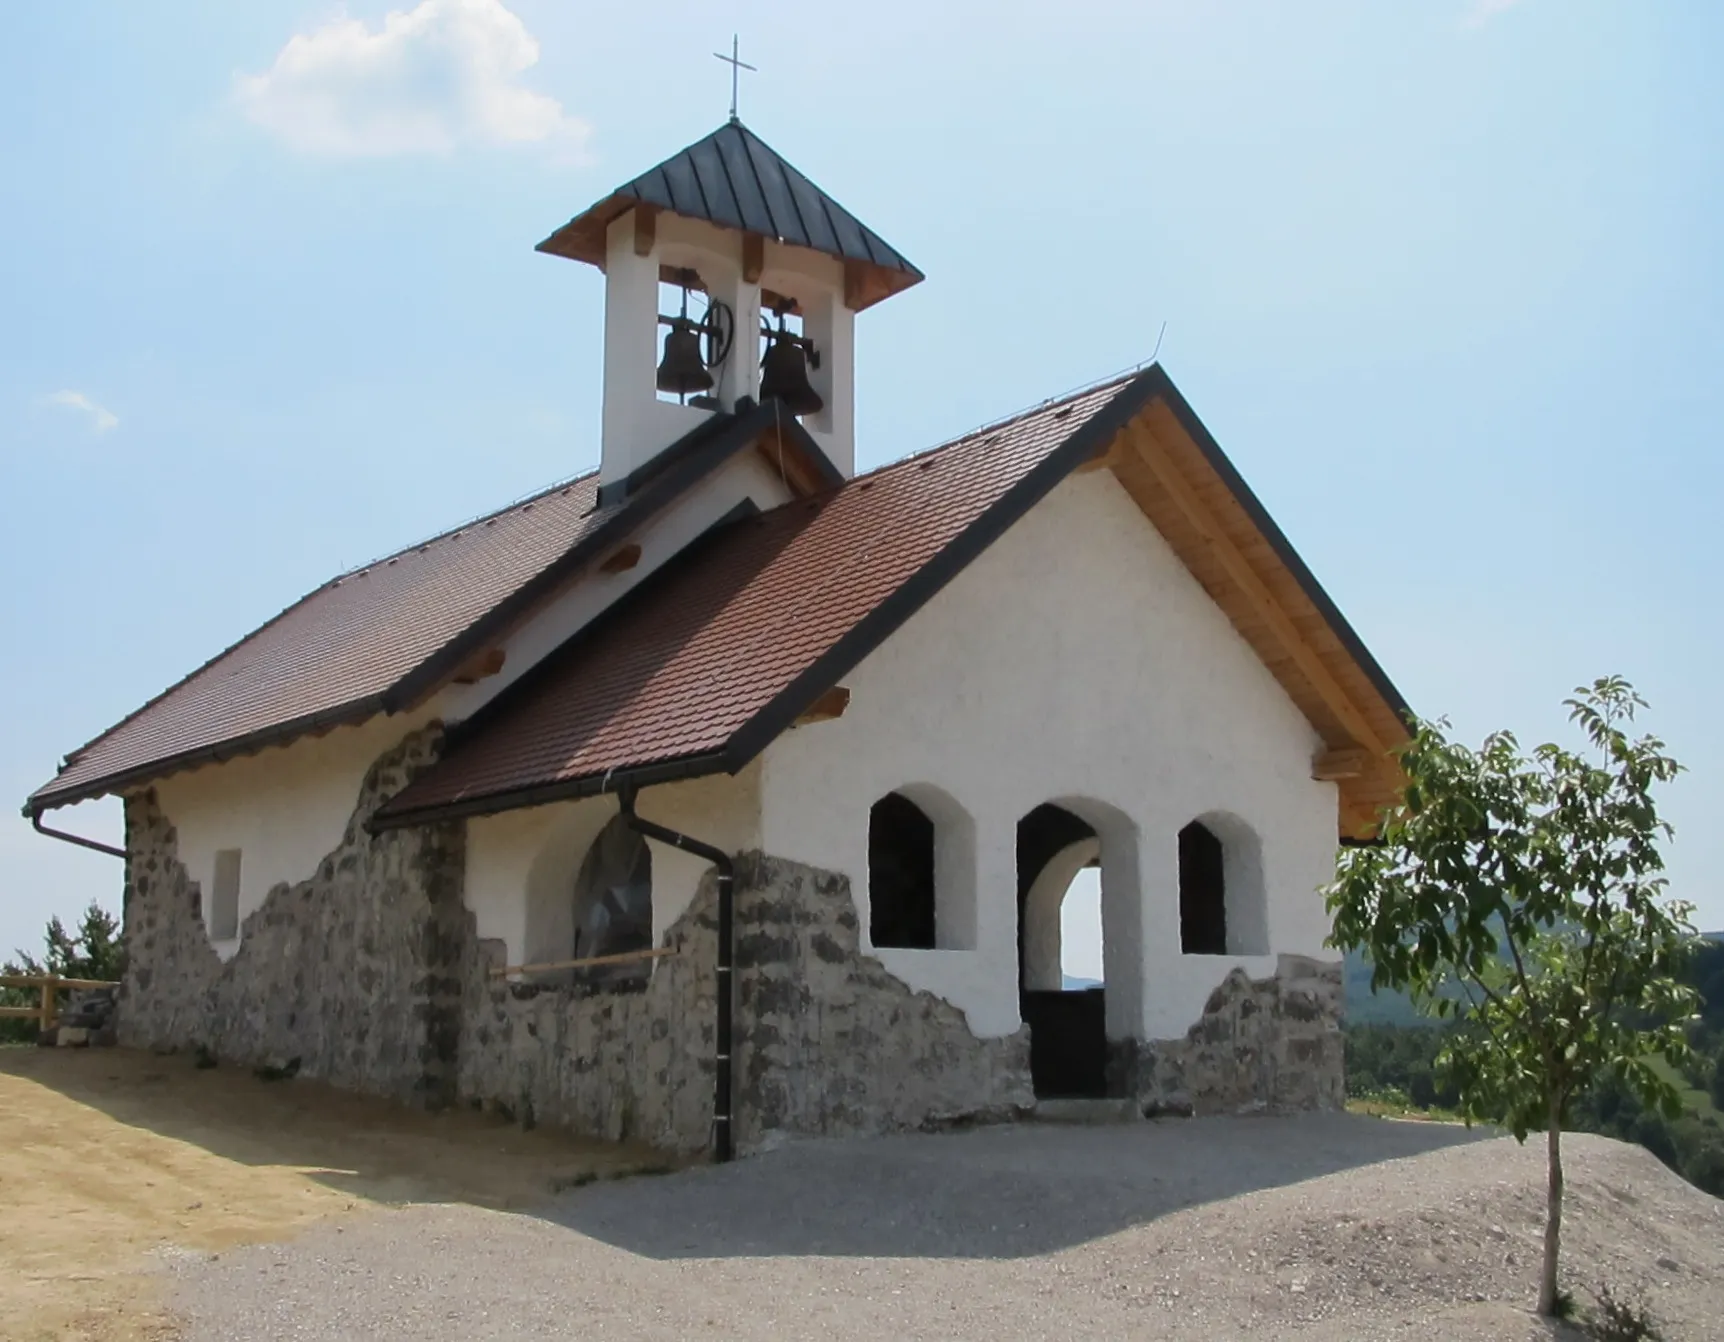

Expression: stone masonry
xmin=123 ymin=729 xmax=1031 ymax=1153
xmin=120 ymin=727 xmax=468 ymax=1108
xmin=461 ymin=853 xmax=1034 ymax=1155
xmin=121 ymin=726 xmax=1336 ymax=1151
xmin=1115 ymin=954 xmax=1346 ymax=1117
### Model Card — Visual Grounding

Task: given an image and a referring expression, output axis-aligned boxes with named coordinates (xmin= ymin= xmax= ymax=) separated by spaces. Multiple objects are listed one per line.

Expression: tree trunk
xmin=1538 ymin=1102 xmax=1564 ymax=1316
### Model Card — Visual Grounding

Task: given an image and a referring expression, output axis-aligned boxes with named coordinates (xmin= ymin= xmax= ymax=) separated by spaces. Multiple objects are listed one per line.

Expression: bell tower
xmin=537 ymin=119 xmax=922 ymax=495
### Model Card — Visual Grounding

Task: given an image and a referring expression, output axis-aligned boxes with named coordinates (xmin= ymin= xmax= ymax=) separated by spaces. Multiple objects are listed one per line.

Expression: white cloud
xmin=45 ymin=391 xmax=119 ymax=433
xmin=235 ymin=0 xmax=588 ymax=157
xmin=1463 ymin=0 xmax=1529 ymax=28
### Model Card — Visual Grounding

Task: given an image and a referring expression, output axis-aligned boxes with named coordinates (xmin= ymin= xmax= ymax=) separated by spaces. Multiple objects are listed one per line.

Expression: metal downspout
xmin=616 ymin=787 xmax=736 ymax=1163
xmin=31 ymin=811 xmax=126 ymax=860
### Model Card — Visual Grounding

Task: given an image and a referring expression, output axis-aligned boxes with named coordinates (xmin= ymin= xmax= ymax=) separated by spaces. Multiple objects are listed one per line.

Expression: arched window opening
xmin=1179 ymin=820 xmax=1227 ymax=955
xmin=868 ymin=792 xmax=935 ymax=949
xmin=570 ymin=815 xmax=653 ymax=984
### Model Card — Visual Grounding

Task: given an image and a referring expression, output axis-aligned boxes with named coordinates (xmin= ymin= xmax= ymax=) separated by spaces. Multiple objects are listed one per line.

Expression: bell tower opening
xmin=535 ymin=119 xmax=925 ymax=496
xmin=655 ymin=270 xmax=734 ymax=410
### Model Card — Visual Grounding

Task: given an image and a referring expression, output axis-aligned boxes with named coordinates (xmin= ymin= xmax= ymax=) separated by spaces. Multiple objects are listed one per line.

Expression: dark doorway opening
xmin=869 ymin=792 xmax=937 ymax=949
xmin=1179 ymin=820 xmax=1227 ymax=955
xmin=1017 ymin=803 xmax=1107 ymax=1098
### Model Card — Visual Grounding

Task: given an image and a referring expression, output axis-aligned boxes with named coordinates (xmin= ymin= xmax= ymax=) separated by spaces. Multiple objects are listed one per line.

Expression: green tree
xmin=9 ymin=902 xmax=125 ymax=983
xmin=1326 ymin=678 xmax=1699 ymax=1318
xmin=1 ymin=902 xmax=125 ymax=1041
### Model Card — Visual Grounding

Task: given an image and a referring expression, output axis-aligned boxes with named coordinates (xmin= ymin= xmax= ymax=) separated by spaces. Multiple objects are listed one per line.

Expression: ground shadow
xmin=8 ymin=1046 xmax=1494 ymax=1261
xmin=0 ymin=1046 xmax=669 ymax=1211
xmin=541 ymin=1109 xmax=1493 ymax=1261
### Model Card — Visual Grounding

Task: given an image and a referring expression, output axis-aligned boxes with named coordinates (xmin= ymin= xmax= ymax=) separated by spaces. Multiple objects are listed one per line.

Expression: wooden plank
xmin=0 ymin=1006 xmax=46 ymax=1019
xmin=741 ymin=232 xmax=764 ymax=283
xmin=632 ymin=204 xmax=657 ymax=257
xmin=1312 ymin=746 xmax=1373 ymax=781
xmin=0 ymin=975 xmax=119 ymax=991
xmin=1124 ymin=422 xmax=1391 ymax=760
xmin=491 ymin=945 xmax=680 ymax=979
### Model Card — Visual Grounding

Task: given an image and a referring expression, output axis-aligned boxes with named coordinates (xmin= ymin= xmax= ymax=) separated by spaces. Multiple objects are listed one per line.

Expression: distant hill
xmin=1342 ymin=949 xmax=1429 ymax=1026
xmin=1342 ymin=932 xmax=1724 ymax=1027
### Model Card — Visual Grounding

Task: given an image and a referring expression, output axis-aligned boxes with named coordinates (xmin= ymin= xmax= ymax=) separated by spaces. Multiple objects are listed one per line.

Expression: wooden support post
xmin=741 ymin=233 xmax=764 ymax=283
xmin=39 ymin=983 xmax=54 ymax=1032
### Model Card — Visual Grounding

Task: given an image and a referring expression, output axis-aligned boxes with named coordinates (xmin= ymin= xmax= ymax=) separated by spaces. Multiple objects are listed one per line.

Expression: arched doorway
xmin=1017 ymin=803 xmax=1107 ymax=1098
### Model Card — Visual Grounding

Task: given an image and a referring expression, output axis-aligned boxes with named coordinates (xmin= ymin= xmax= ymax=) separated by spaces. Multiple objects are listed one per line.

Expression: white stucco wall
xmin=442 ymin=450 xmax=794 ymax=724
xmin=463 ymin=763 xmax=763 ymax=969
xmin=758 ymin=469 xmax=1340 ymax=1040
xmin=149 ymin=708 xmax=440 ymax=960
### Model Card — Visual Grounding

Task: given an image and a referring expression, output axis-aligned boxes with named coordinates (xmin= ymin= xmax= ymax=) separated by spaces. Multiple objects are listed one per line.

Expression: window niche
xmin=208 ymin=848 xmax=242 ymax=942
xmin=867 ymin=787 xmax=976 ymax=951
xmin=1178 ymin=814 xmax=1268 ymax=957
xmin=569 ymin=814 xmax=654 ymax=985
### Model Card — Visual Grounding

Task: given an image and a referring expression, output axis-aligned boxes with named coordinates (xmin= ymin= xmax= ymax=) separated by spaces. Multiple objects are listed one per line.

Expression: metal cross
xmin=713 ymin=35 xmax=756 ymax=122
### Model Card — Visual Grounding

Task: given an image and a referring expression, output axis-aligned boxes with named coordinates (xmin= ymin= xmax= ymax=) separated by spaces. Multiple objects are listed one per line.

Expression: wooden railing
xmin=489 ymin=946 xmax=679 ymax=979
xmin=0 ymin=974 xmax=120 ymax=1031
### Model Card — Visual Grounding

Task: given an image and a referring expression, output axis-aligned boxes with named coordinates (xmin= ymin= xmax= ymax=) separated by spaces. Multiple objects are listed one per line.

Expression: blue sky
xmin=2 ymin=0 xmax=1720 ymax=972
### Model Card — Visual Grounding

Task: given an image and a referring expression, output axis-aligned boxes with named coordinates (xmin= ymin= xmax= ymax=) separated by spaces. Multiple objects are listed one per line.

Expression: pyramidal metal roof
xmin=537 ymin=119 xmax=924 ymax=311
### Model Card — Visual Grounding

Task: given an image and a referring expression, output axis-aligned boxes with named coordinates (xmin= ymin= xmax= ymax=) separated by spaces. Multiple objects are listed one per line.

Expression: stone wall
xmin=460 ymin=852 xmax=1034 ymax=1155
xmin=121 ymin=726 xmax=1332 ymax=1147
xmin=120 ymin=727 xmax=468 ymax=1108
xmin=1114 ymin=954 xmax=1345 ymax=1117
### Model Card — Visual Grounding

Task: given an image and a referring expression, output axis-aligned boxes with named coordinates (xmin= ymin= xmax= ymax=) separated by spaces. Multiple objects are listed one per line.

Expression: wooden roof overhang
xmin=374 ymin=366 xmax=1408 ymax=843
xmin=1080 ymin=378 xmax=1410 ymax=838
xmin=535 ymin=120 xmax=924 ymax=312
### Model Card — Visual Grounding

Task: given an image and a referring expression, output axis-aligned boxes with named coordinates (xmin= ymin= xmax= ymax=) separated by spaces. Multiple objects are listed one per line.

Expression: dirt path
xmin=0 ymin=1048 xmax=667 ymax=1341
xmin=165 ymin=1118 xmax=1724 ymax=1341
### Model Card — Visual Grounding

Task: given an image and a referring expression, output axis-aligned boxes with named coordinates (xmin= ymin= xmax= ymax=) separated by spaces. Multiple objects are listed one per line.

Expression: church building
xmin=25 ymin=118 xmax=1410 ymax=1158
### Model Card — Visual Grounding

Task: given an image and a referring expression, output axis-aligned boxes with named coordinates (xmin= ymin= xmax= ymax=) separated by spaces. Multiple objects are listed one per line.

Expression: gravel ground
xmin=165 ymin=1113 xmax=1724 ymax=1340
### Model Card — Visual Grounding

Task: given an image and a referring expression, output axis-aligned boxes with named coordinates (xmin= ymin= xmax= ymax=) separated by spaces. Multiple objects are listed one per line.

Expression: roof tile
xmin=380 ymin=378 xmax=1136 ymax=820
xmin=29 ymin=476 xmax=612 ymax=809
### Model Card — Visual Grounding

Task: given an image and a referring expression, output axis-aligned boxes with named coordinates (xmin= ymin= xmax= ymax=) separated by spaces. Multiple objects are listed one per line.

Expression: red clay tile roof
xmin=376 ymin=373 xmax=1149 ymax=825
xmin=28 ymin=474 xmax=613 ymax=812
xmin=26 ymin=404 xmax=814 ymax=815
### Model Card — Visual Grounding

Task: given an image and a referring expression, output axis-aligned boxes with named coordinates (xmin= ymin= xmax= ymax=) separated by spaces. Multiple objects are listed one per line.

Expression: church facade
xmin=27 ymin=120 xmax=1409 ymax=1157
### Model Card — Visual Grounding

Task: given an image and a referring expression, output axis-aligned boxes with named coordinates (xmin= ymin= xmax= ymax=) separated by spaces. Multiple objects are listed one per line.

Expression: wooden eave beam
xmin=1122 ymin=420 xmax=1392 ymax=763
xmin=843 ymin=260 xmax=867 ymax=311
xmin=1312 ymin=746 xmax=1372 ymax=781
xmin=756 ymin=424 xmax=826 ymax=497
xmin=794 ymin=686 xmax=850 ymax=725
xmin=633 ymin=204 xmax=658 ymax=257
xmin=598 ymin=542 xmax=642 ymax=575
xmin=1074 ymin=431 xmax=1131 ymax=475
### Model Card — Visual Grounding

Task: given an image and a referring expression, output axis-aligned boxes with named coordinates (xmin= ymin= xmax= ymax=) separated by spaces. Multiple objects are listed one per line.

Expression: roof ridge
xmin=335 ymin=466 xmax=601 ymax=580
xmin=851 ymin=365 xmax=1147 ymax=484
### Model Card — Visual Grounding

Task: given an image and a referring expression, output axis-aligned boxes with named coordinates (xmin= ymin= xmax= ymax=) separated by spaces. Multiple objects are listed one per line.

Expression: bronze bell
xmin=759 ymin=334 xmax=824 ymax=417
xmin=656 ymin=318 xmax=714 ymax=397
